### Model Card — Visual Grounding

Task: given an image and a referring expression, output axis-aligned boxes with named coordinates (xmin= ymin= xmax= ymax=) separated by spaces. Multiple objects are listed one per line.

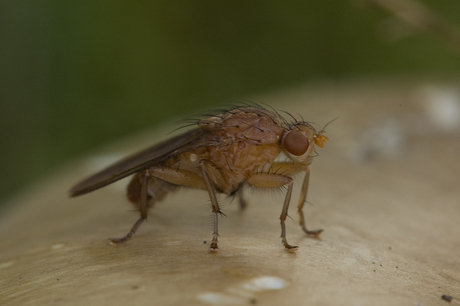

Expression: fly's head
xmin=281 ymin=122 xmax=329 ymax=165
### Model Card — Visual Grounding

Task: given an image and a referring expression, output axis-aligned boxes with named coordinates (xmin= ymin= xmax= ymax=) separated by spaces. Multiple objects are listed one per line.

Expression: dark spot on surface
xmin=203 ymin=241 xmax=207 ymax=244
xmin=132 ymin=285 xmax=139 ymax=290
xmin=441 ymin=295 xmax=452 ymax=302
xmin=250 ymin=298 xmax=257 ymax=304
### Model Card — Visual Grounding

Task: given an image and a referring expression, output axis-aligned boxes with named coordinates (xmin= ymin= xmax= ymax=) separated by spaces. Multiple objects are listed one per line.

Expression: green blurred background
xmin=1 ymin=1 xmax=459 ymax=205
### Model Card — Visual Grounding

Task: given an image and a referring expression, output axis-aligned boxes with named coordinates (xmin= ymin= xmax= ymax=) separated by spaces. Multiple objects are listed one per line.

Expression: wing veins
xmin=69 ymin=128 xmax=216 ymax=197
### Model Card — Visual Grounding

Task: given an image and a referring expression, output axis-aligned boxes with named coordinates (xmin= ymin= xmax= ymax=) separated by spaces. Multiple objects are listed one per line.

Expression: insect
xmin=69 ymin=105 xmax=329 ymax=250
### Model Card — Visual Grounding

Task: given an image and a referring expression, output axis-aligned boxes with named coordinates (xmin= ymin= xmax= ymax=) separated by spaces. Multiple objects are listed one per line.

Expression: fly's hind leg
xmin=297 ymin=168 xmax=323 ymax=237
xmin=109 ymin=170 xmax=151 ymax=245
xmin=110 ymin=166 xmax=207 ymax=245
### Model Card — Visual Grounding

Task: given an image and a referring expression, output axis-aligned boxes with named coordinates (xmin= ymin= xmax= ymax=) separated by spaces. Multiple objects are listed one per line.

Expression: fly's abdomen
xmin=127 ymin=171 xmax=177 ymax=209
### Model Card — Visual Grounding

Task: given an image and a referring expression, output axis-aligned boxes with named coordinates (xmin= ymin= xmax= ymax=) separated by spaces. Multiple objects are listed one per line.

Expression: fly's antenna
xmin=318 ymin=117 xmax=339 ymax=135
xmin=313 ymin=117 xmax=337 ymax=148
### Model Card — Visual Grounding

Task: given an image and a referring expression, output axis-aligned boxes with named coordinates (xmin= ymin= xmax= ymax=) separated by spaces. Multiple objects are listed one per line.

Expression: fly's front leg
xmin=272 ymin=162 xmax=323 ymax=237
xmin=246 ymin=173 xmax=297 ymax=250
xmin=297 ymin=168 xmax=323 ymax=236
xmin=109 ymin=169 xmax=150 ymax=245
xmin=199 ymin=160 xmax=222 ymax=251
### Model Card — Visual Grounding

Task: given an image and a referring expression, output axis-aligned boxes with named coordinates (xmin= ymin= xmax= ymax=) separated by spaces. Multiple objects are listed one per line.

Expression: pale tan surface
xmin=1 ymin=79 xmax=459 ymax=305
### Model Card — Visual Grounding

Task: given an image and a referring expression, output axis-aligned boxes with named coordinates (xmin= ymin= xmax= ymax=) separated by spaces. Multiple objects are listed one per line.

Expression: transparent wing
xmin=69 ymin=128 xmax=216 ymax=197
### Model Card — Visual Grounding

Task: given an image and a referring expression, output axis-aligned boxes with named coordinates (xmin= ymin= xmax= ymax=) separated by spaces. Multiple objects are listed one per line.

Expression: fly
xmin=69 ymin=105 xmax=329 ymax=251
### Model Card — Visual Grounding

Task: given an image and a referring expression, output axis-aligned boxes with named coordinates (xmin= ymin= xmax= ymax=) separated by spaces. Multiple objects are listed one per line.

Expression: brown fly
xmin=69 ymin=105 xmax=329 ymax=250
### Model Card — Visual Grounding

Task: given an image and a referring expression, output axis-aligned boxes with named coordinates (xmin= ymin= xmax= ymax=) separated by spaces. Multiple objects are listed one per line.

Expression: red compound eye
xmin=283 ymin=130 xmax=309 ymax=156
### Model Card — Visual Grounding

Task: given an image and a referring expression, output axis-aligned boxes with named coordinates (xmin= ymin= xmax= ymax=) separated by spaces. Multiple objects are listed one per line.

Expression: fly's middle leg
xmin=200 ymin=160 xmax=222 ymax=251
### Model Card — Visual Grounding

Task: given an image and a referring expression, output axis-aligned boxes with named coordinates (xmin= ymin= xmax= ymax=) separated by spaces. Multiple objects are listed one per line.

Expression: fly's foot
xmin=208 ymin=234 xmax=219 ymax=251
xmin=303 ymin=228 xmax=323 ymax=237
xmin=108 ymin=237 xmax=128 ymax=245
xmin=108 ymin=218 xmax=144 ymax=245
xmin=209 ymin=240 xmax=219 ymax=252
xmin=282 ymin=238 xmax=298 ymax=250
xmin=108 ymin=232 xmax=134 ymax=245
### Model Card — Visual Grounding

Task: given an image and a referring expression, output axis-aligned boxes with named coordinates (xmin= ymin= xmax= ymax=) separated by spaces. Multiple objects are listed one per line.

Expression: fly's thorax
xmin=223 ymin=109 xmax=285 ymax=144
xmin=206 ymin=141 xmax=283 ymax=195
xmin=208 ymin=141 xmax=282 ymax=175
xmin=198 ymin=106 xmax=287 ymax=146
xmin=281 ymin=123 xmax=318 ymax=165
xmin=166 ymin=147 xmax=209 ymax=173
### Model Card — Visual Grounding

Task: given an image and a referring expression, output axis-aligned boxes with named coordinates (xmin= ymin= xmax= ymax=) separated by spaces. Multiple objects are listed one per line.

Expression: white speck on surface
xmin=51 ymin=244 xmax=64 ymax=250
xmin=196 ymin=276 xmax=288 ymax=304
xmin=421 ymin=87 xmax=460 ymax=131
xmin=196 ymin=293 xmax=246 ymax=305
xmin=0 ymin=261 xmax=14 ymax=269
xmin=242 ymin=276 xmax=288 ymax=291
xmin=349 ymin=116 xmax=406 ymax=162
